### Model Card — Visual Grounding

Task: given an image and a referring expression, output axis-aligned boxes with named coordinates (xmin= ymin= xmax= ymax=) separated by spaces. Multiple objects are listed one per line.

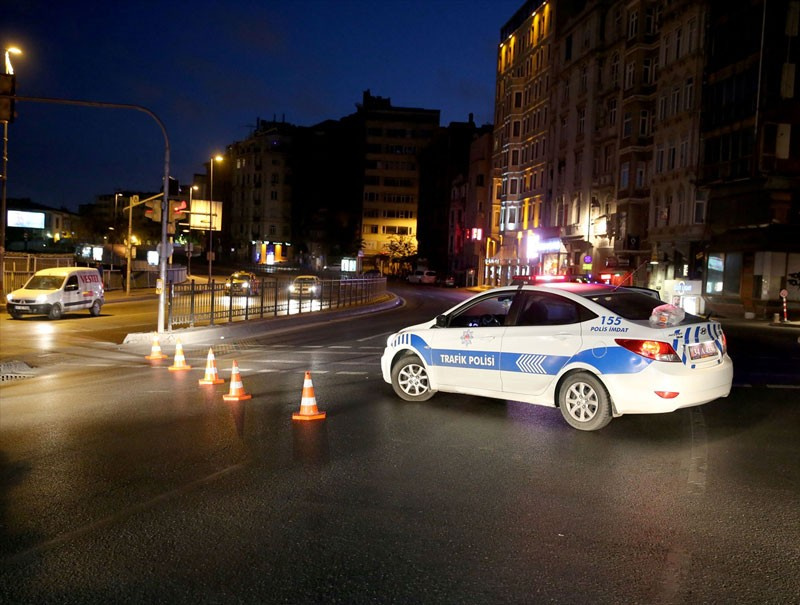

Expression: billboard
xmin=189 ymin=200 xmax=222 ymax=231
xmin=8 ymin=210 xmax=45 ymax=229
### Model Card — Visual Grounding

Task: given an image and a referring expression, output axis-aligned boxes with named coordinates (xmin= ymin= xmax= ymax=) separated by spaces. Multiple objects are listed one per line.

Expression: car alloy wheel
xmin=391 ymin=355 xmax=435 ymax=402
xmin=558 ymin=372 xmax=612 ymax=431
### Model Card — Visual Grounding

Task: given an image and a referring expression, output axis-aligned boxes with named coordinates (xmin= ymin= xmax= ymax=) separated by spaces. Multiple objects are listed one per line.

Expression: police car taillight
xmin=615 ymin=339 xmax=681 ymax=362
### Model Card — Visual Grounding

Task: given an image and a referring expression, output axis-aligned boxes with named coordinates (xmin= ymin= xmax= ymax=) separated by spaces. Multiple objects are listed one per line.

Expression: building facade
xmin=492 ymin=0 xmax=799 ymax=316
xmin=226 ymin=118 xmax=295 ymax=266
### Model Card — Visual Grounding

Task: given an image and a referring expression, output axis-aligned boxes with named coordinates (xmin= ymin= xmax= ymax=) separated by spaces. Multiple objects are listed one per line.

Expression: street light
xmin=187 ymin=184 xmax=197 ymax=276
xmin=0 ymin=45 xmax=22 ymax=299
xmin=208 ymin=154 xmax=223 ymax=282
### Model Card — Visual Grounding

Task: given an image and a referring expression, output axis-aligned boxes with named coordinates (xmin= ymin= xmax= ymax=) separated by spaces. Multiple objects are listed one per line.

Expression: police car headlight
xmin=35 ymin=295 xmax=48 ymax=304
xmin=242 ymin=281 xmax=250 ymax=289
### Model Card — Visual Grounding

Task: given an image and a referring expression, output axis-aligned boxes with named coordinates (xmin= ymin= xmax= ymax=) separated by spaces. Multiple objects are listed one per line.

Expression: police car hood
xmin=395 ymin=319 xmax=436 ymax=334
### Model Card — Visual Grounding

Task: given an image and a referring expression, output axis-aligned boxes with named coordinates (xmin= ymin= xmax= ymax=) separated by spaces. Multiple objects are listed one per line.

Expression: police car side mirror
xmin=435 ymin=315 xmax=448 ymax=328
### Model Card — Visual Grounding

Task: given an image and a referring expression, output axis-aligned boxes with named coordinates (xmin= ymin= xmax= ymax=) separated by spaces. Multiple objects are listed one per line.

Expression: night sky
xmin=3 ymin=0 xmax=523 ymax=211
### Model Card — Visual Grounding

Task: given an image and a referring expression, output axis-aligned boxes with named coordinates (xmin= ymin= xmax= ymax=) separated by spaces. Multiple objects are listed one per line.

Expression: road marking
xmin=336 ymin=371 xmax=368 ymax=375
xmin=329 ymin=345 xmax=352 ymax=349
xmin=687 ymin=407 xmax=708 ymax=496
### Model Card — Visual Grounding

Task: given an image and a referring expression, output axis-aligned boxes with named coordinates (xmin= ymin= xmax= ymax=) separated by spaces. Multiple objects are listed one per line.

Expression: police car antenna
xmin=611 ymin=258 xmax=652 ymax=292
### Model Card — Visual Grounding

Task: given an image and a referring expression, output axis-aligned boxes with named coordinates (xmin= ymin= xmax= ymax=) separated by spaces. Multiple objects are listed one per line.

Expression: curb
xmin=121 ymin=294 xmax=403 ymax=347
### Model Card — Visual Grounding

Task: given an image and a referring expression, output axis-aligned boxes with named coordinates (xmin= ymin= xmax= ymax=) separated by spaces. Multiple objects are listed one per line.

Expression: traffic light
xmin=169 ymin=200 xmax=187 ymax=223
xmin=0 ymin=73 xmax=16 ymax=123
xmin=144 ymin=198 xmax=162 ymax=222
xmin=167 ymin=199 xmax=187 ymax=234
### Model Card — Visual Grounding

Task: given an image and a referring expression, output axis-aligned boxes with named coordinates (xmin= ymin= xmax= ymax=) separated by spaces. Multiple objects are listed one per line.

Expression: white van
xmin=6 ymin=267 xmax=105 ymax=320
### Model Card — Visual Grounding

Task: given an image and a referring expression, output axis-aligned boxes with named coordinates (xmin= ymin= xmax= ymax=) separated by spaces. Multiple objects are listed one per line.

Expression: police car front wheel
xmin=391 ymin=355 xmax=435 ymax=402
xmin=558 ymin=372 xmax=612 ymax=431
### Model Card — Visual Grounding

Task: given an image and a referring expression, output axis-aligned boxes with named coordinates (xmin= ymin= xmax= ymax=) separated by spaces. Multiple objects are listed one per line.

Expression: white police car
xmin=381 ymin=283 xmax=733 ymax=431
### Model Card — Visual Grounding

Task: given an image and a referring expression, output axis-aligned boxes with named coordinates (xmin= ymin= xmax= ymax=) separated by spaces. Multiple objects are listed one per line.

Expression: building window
xmin=620 ymin=162 xmax=630 ymax=188
xmin=611 ymin=53 xmax=620 ymax=85
xmin=608 ymin=99 xmax=617 ymax=125
xmin=623 ymin=112 xmax=632 ymax=137
xmin=578 ymin=107 xmax=586 ymax=134
xmin=658 ymin=95 xmax=667 ymax=121
xmin=656 ymin=145 xmax=665 ymax=173
xmin=671 ymin=87 xmax=680 ymax=115
xmin=706 ymin=252 xmax=742 ymax=295
xmin=680 ymin=138 xmax=689 ymax=168
xmin=625 ymin=61 xmax=636 ymax=88
xmin=684 ymin=77 xmax=694 ymax=111
xmin=639 ymin=110 xmax=650 ymax=136
xmin=514 ymin=92 xmax=522 ymax=108
xmin=628 ymin=10 xmax=639 ymax=39
xmin=642 ymin=58 xmax=652 ymax=84
xmin=694 ymin=193 xmax=706 ymax=224
xmin=635 ymin=164 xmax=646 ymax=188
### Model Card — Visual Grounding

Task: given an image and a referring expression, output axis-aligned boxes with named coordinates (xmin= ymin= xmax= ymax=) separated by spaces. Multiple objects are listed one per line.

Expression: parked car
xmin=289 ymin=275 xmax=322 ymax=298
xmin=225 ymin=271 xmax=259 ymax=296
xmin=381 ymin=283 xmax=733 ymax=431
xmin=407 ymin=270 xmax=437 ymax=284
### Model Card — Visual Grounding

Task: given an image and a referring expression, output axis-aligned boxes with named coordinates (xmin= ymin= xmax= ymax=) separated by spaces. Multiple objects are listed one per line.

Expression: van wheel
xmin=89 ymin=300 xmax=102 ymax=316
xmin=48 ymin=304 xmax=63 ymax=320
xmin=558 ymin=372 xmax=612 ymax=431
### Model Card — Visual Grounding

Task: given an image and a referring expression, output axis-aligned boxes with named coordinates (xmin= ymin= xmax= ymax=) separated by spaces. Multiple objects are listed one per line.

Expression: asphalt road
xmin=1 ymin=285 xmax=798 ymax=604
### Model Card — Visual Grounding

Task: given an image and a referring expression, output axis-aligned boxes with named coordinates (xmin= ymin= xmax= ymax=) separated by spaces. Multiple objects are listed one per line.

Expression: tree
xmin=383 ymin=235 xmax=417 ymax=276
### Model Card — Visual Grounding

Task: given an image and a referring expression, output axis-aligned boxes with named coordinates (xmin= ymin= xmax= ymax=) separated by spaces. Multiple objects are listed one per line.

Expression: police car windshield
xmin=25 ymin=276 xmax=65 ymax=290
xmin=584 ymin=292 xmax=662 ymax=320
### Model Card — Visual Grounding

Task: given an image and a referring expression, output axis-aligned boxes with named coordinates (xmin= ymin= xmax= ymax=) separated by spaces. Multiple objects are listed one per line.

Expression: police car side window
xmin=448 ymin=293 xmax=515 ymax=328
xmin=515 ymin=293 xmax=594 ymax=326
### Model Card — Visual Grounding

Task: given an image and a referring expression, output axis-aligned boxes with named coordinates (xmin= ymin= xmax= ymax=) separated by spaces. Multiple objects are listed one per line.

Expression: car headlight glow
xmin=6 ymin=294 xmax=13 ymax=302
xmin=35 ymin=294 xmax=48 ymax=304
xmin=289 ymin=285 xmax=296 ymax=293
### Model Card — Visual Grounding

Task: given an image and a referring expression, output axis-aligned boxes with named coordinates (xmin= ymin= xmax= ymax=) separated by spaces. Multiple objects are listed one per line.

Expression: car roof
xmin=505 ymin=282 xmax=653 ymax=298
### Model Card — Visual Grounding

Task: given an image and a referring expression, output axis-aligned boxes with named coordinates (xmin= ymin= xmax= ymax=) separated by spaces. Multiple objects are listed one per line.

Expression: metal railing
xmin=167 ymin=276 xmax=387 ymax=330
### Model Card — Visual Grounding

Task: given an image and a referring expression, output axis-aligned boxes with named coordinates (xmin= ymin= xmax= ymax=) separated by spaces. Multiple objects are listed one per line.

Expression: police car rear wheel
xmin=391 ymin=355 xmax=435 ymax=402
xmin=558 ymin=372 xmax=612 ymax=431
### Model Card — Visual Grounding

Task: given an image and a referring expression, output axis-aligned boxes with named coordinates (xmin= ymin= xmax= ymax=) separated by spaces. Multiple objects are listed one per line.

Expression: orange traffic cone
xmin=223 ymin=360 xmax=251 ymax=401
xmin=145 ymin=338 xmax=168 ymax=360
xmin=198 ymin=348 xmax=224 ymax=385
xmin=168 ymin=340 xmax=192 ymax=371
xmin=292 ymin=371 xmax=326 ymax=421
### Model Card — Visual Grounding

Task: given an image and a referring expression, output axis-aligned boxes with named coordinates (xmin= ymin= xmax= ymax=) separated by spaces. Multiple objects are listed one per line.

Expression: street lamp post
xmin=0 ymin=46 xmax=21 ymax=299
xmin=187 ymin=184 xmax=197 ymax=276
xmin=208 ymin=154 xmax=222 ymax=282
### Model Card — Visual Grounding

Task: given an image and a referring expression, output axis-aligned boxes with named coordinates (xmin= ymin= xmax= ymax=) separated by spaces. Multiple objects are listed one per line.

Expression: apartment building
xmin=492 ymin=0 xmax=558 ymax=285
xmin=226 ymin=118 xmax=295 ymax=265
xmin=699 ymin=0 xmax=800 ymax=317
xmin=648 ymin=0 xmax=707 ymax=313
xmin=347 ymin=91 xmax=439 ymax=263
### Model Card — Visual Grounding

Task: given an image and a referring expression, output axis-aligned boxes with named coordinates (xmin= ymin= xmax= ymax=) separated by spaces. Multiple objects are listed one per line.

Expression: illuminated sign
xmin=189 ymin=200 xmax=222 ymax=231
xmin=8 ymin=210 xmax=45 ymax=229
